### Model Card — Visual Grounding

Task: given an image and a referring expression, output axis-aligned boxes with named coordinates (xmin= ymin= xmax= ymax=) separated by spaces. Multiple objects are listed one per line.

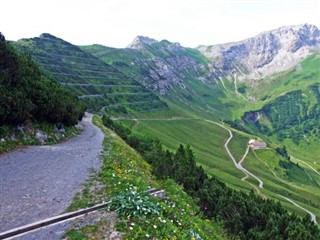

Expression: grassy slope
xmin=67 ymin=116 xmax=228 ymax=239
xmin=238 ymin=56 xmax=320 ymax=169
xmin=133 ymin=118 xmax=258 ymax=190
xmin=13 ymin=35 xmax=166 ymax=114
xmin=130 ymin=117 xmax=320 ymax=221
xmin=226 ymin=54 xmax=320 ymax=119
xmin=249 ymin=54 xmax=320 ymax=101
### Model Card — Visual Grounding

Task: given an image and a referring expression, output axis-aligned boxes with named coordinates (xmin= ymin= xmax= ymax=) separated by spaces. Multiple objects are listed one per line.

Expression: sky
xmin=1 ymin=0 xmax=319 ymax=48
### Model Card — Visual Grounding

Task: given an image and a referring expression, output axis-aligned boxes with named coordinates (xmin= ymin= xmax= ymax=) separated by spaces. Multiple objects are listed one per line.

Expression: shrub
xmin=108 ymin=190 xmax=159 ymax=218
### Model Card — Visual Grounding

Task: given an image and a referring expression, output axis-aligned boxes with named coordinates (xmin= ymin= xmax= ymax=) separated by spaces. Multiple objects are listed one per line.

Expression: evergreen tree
xmin=0 ymin=34 xmax=85 ymax=126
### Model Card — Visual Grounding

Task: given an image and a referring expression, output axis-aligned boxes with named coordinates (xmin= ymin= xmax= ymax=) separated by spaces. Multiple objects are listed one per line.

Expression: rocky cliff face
xmin=198 ymin=24 xmax=320 ymax=80
xmin=126 ymin=37 xmax=210 ymax=95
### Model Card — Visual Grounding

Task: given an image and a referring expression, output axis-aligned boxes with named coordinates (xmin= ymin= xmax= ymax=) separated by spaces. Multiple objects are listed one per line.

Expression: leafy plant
xmin=108 ymin=190 xmax=159 ymax=218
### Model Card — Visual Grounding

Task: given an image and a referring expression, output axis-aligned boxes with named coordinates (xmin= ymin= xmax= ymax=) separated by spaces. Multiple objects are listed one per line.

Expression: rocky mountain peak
xmin=39 ymin=33 xmax=58 ymax=40
xmin=198 ymin=23 xmax=320 ymax=80
xmin=258 ymin=23 xmax=320 ymax=52
xmin=127 ymin=36 xmax=157 ymax=49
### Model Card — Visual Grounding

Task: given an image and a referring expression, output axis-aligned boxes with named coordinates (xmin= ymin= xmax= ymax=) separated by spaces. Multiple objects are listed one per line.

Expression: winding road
xmin=204 ymin=120 xmax=264 ymax=188
xmin=278 ymin=195 xmax=317 ymax=223
xmin=204 ymin=119 xmax=317 ymax=223
xmin=0 ymin=113 xmax=104 ymax=233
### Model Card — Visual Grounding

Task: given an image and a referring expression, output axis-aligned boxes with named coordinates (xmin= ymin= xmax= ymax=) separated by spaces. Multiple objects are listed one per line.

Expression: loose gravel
xmin=0 ymin=113 xmax=104 ymax=233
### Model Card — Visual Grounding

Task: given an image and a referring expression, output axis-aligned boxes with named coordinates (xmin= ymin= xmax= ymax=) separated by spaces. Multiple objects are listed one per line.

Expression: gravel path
xmin=0 ymin=113 xmax=104 ymax=233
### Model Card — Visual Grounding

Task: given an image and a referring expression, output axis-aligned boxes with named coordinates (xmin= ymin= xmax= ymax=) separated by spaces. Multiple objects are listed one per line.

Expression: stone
xmin=35 ymin=130 xmax=48 ymax=145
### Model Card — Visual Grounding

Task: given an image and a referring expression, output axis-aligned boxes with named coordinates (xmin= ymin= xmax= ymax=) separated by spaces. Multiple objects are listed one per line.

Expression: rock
xmin=105 ymin=24 xmax=320 ymax=96
xmin=127 ymin=38 xmax=210 ymax=94
xmin=35 ymin=130 xmax=48 ymax=144
xmin=127 ymin=36 xmax=157 ymax=49
xmin=198 ymin=24 xmax=320 ymax=81
xmin=17 ymin=125 xmax=25 ymax=133
xmin=109 ymin=230 xmax=122 ymax=239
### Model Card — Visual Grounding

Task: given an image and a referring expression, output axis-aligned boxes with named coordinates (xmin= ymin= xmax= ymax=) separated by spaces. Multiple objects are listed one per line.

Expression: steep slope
xmin=198 ymin=24 xmax=320 ymax=81
xmin=82 ymin=38 xmax=240 ymax=119
xmin=242 ymin=84 xmax=320 ymax=141
xmin=83 ymin=24 xmax=320 ymax=119
xmin=0 ymin=33 xmax=84 ymax=126
xmin=82 ymin=36 xmax=211 ymax=95
xmin=13 ymin=34 xmax=167 ymax=114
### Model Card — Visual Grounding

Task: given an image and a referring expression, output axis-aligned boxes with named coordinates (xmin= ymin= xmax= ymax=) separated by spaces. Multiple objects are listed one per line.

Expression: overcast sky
xmin=1 ymin=0 xmax=319 ymax=48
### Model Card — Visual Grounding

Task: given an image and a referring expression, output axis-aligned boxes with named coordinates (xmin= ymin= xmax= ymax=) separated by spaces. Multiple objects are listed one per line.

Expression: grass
xmin=247 ymin=54 xmax=320 ymax=103
xmin=66 ymin=116 xmax=228 ymax=239
xmin=14 ymin=35 xmax=166 ymax=114
xmin=227 ymin=131 xmax=249 ymax=161
xmin=131 ymin=118 xmax=257 ymax=190
xmin=284 ymin=136 xmax=320 ymax=166
xmin=124 ymin=115 xmax=320 ymax=223
xmin=243 ymin=148 xmax=320 ymax=220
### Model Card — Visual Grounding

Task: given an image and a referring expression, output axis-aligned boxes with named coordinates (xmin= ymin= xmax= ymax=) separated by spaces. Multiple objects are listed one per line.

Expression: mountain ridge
xmin=198 ymin=23 xmax=320 ymax=80
xmin=85 ymin=23 xmax=319 ymax=96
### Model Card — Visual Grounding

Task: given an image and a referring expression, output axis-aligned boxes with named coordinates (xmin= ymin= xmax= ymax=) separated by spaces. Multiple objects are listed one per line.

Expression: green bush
xmin=0 ymin=34 xmax=85 ymax=126
xmin=108 ymin=190 xmax=159 ymax=218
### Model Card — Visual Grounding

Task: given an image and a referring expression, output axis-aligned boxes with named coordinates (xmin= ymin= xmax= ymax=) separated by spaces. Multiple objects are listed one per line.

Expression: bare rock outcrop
xmin=198 ymin=24 xmax=320 ymax=80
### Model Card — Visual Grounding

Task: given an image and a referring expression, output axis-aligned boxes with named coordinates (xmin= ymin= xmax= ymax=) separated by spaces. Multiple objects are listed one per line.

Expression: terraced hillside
xmin=13 ymin=34 xmax=167 ymax=114
xmin=81 ymin=39 xmax=243 ymax=120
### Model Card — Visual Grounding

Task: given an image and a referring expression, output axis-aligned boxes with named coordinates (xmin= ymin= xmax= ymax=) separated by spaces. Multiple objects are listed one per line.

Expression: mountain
xmin=127 ymin=36 xmax=158 ymax=49
xmin=82 ymin=24 xmax=320 ymax=121
xmin=13 ymin=34 xmax=167 ymax=115
xmin=82 ymin=37 xmax=210 ymax=95
xmin=84 ymin=24 xmax=320 ymax=97
xmin=198 ymin=23 xmax=320 ymax=81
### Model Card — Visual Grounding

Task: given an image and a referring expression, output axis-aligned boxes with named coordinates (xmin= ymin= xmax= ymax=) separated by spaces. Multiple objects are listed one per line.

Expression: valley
xmin=6 ymin=23 xmax=320 ymax=235
xmin=125 ymin=114 xmax=320 ymax=222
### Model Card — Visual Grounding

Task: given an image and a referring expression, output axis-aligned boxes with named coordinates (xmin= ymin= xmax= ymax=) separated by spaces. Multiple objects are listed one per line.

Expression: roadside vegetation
xmin=66 ymin=116 xmax=227 ymax=240
xmin=0 ymin=33 xmax=85 ymax=152
xmin=0 ymin=122 xmax=81 ymax=153
xmin=0 ymin=33 xmax=85 ymax=126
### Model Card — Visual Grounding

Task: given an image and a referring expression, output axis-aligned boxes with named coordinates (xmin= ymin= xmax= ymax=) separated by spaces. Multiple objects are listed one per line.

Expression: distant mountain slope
xmin=0 ymin=33 xmax=84 ymax=126
xmin=241 ymin=83 xmax=320 ymax=143
xmin=13 ymin=34 xmax=167 ymax=114
xmin=82 ymin=38 xmax=237 ymax=119
xmin=82 ymin=24 xmax=320 ymax=119
xmin=198 ymin=24 xmax=320 ymax=81
xmin=82 ymin=37 xmax=211 ymax=95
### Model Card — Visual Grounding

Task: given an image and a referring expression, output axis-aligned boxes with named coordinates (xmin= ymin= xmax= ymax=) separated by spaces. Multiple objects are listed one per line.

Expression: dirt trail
xmin=0 ymin=113 xmax=104 ymax=233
